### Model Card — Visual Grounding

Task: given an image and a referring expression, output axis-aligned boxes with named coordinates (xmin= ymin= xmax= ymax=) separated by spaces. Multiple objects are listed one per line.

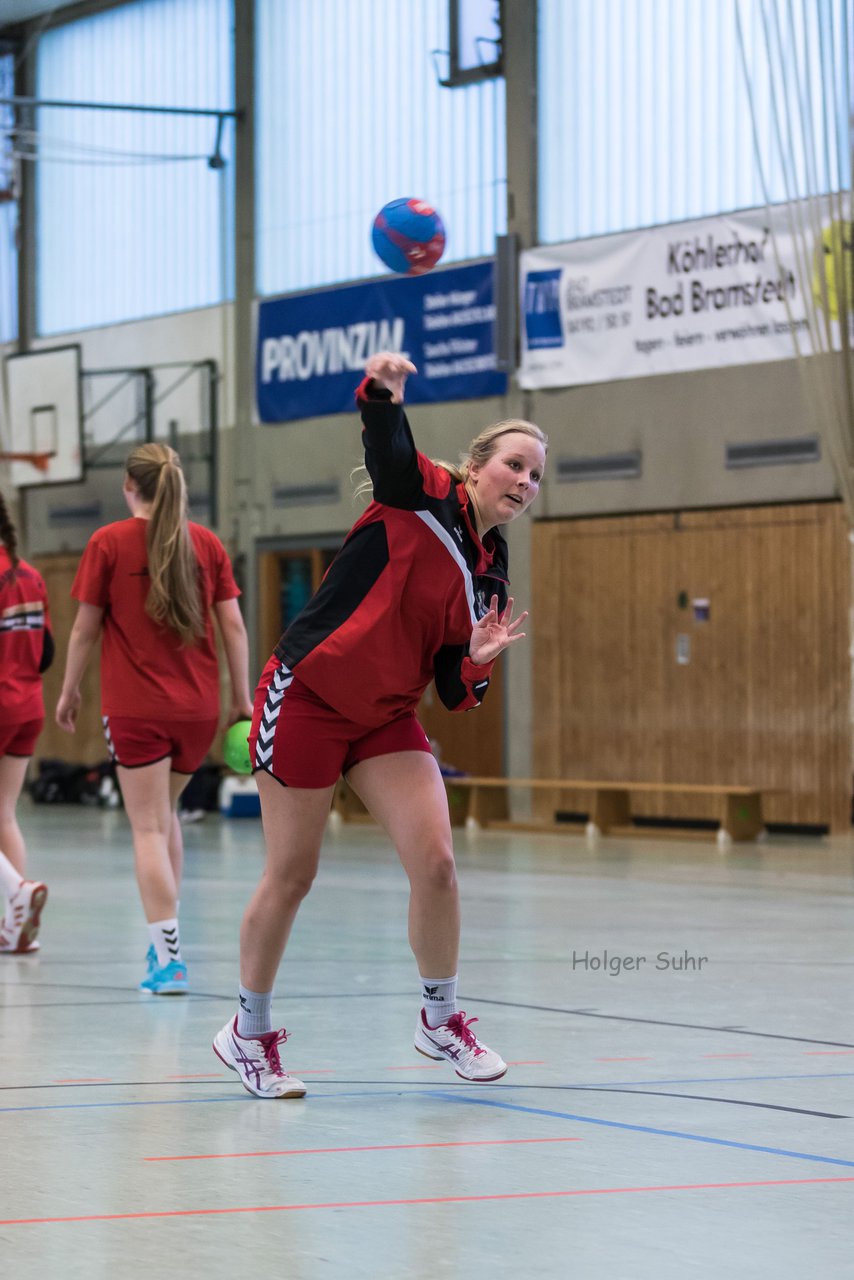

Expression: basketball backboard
xmin=3 ymin=344 xmax=83 ymax=487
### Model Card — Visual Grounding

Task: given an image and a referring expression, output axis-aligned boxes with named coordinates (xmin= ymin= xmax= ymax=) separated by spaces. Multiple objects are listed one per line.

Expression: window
xmin=256 ymin=0 xmax=506 ymax=297
xmin=443 ymin=0 xmax=502 ymax=86
xmin=0 ymin=46 xmax=17 ymax=343
xmin=538 ymin=0 xmax=851 ymax=244
xmin=35 ymin=0 xmax=233 ymax=334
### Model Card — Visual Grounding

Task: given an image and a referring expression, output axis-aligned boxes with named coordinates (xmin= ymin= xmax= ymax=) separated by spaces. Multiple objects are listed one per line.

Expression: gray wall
xmin=4 ymin=301 xmax=838 ymax=787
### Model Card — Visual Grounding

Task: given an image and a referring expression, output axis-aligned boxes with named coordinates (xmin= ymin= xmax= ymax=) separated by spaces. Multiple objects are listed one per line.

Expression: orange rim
xmin=0 ymin=451 xmax=53 ymax=474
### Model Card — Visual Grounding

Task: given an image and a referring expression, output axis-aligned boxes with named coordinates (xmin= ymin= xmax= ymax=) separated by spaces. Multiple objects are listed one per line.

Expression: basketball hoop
xmin=0 ymin=451 xmax=54 ymax=474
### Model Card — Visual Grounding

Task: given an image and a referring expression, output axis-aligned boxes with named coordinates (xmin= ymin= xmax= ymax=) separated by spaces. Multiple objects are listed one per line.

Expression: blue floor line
xmin=0 ymin=1095 xmax=242 ymax=1114
xmin=430 ymin=1092 xmax=854 ymax=1168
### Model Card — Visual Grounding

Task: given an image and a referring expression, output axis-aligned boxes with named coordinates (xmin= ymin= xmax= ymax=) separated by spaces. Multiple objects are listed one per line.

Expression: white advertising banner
xmin=519 ymin=203 xmax=851 ymax=389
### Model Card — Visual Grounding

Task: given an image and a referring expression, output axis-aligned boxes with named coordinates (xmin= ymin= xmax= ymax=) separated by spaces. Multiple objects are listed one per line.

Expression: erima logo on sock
xmin=423 ymin=985 xmax=442 ymax=999
xmin=239 ymin=994 xmax=250 ymax=1010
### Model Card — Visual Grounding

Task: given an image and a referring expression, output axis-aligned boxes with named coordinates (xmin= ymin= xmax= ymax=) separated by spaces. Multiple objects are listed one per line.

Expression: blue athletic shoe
xmin=139 ymin=958 xmax=188 ymax=995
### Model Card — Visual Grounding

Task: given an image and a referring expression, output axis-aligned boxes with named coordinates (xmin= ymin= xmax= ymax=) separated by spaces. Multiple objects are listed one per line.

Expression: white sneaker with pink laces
xmin=414 ymin=1009 xmax=507 ymax=1081
xmin=0 ymin=881 xmax=48 ymax=953
xmin=213 ymin=1017 xmax=306 ymax=1098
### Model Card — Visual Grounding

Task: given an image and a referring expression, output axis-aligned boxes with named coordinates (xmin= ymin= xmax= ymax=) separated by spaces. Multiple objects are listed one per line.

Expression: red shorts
xmin=0 ymin=718 xmax=44 ymax=757
xmin=250 ymin=658 xmax=431 ymax=788
xmin=103 ymin=715 xmax=219 ymax=774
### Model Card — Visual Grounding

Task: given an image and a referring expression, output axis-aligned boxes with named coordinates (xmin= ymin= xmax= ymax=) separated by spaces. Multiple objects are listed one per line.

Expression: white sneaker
xmin=213 ymin=1017 xmax=306 ymax=1099
xmin=0 ymin=881 xmax=48 ymax=953
xmin=414 ymin=1009 xmax=507 ymax=1081
xmin=0 ymin=937 xmax=40 ymax=954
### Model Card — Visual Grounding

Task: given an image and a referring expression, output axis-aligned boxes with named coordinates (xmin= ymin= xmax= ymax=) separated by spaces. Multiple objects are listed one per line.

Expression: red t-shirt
xmin=72 ymin=518 xmax=239 ymax=719
xmin=0 ymin=547 xmax=50 ymax=724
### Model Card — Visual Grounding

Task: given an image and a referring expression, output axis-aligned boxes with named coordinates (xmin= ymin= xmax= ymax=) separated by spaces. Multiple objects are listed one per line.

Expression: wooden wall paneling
xmin=824 ymin=505 xmax=852 ymax=831
xmin=576 ymin=520 xmax=636 ymax=781
xmin=629 ymin=515 xmax=678 ymax=818
xmin=257 ymin=549 xmax=283 ymax=669
xmin=537 ymin=514 xmax=671 ymax=822
xmin=746 ymin=511 xmax=781 ymax=818
xmin=418 ymin=662 xmax=504 ymax=779
xmin=804 ymin=507 xmax=840 ymax=825
xmin=532 ymin=523 xmax=564 ymax=820
xmin=797 ymin=510 xmax=827 ymax=824
xmin=722 ymin=503 xmax=850 ymax=830
xmin=587 ymin=517 xmax=673 ymax=816
xmin=669 ymin=504 xmax=850 ymax=828
xmin=754 ymin=509 xmax=809 ymax=823
xmin=532 ymin=503 xmax=851 ymax=832
xmin=554 ymin=514 xmax=606 ymax=820
xmin=788 ymin=502 xmax=850 ymax=831
xmin=647 ymin=515 xmax=753 ymax=821
xmin=256 ymin=547 xmax=341 ymax=670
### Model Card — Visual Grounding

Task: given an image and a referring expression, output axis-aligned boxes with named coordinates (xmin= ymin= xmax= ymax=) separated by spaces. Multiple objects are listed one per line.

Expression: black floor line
xmin=2 ymin=1000 xmax=173 ymax=1009
xmin=0 ymin=1078 xmax=845 ymax=1118
xmin=6 ymin=983 xmax=851 ymax=1049
xmin=1 ymin=983 xmax=413 ymax=1001
xmin=465 ymin=997 xmax=854 ymax=1049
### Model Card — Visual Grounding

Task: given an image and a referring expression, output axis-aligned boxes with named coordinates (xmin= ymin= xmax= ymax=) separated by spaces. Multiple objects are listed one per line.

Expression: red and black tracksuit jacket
xmin=274 ymin=381 xmax=509 ymax=728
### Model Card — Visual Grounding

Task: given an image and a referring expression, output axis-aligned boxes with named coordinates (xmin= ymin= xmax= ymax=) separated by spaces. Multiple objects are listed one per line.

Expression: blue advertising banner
xmin=256 ymin=260 xmax=506 ymax=423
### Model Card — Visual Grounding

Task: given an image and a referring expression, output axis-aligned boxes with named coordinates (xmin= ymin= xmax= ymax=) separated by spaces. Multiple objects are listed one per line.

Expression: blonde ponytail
xmin=125 ymin=443 xmax=205 ymax=645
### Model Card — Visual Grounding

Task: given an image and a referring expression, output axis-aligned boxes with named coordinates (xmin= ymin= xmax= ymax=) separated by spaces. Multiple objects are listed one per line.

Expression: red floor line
xmin=5 ymin=1177 xmax=853 ymax=1226
xmin=145 ymin=1136 xmax=583 ymax=1162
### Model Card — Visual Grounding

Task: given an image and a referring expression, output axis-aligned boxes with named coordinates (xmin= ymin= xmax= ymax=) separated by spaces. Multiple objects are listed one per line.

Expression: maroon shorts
xmin=250 ymin=657 xmax=432 ymax=789
xmin=0 ymin=718 xmax=44 ymax=757
xmin=103 ymin=715 xmax=219 ymax=774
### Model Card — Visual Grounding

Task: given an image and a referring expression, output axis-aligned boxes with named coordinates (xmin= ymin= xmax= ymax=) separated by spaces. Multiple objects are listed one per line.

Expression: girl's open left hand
xmin=469 ymin=596 xmax=528 ymax=665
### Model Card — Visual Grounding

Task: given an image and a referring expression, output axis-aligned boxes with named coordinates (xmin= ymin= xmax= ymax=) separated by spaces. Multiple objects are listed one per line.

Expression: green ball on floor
xmin=223 ymin=719 xmax=253 ymax=775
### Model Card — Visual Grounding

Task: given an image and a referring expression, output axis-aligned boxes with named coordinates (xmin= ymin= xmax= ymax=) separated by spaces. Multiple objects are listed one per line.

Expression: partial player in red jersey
xmin=0 ymin=489 xmax=52 ymax=954
xmin=213 ymin=352 xmax=547 ymax=1097
xmin=56 ymin=444 xmax=254 ymax=994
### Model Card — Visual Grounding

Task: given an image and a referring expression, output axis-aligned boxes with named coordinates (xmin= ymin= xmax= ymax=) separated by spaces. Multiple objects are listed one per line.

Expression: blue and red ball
xmin=372 ymin=198 xmax=446 ymax=275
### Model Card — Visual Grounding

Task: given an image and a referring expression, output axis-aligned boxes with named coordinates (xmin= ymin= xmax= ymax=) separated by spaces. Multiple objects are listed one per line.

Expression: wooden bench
xmin=440 ymin=777 xmax=776 ymax=844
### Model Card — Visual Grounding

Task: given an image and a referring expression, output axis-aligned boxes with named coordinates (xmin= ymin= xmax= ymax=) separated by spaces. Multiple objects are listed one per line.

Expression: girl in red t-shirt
xmin=56 ymin=444 xmax=254 ymax=994
xmin=0 ymin=489 xmax=51 ymax=953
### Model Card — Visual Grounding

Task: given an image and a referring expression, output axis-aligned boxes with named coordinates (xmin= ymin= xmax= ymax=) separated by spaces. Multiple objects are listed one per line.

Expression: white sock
xmin=421 ymin=974 xmax=458 ymax=1027
xmin=148 ymin=918 xmax=182 ymax=967
xmin=237 ymin=985 xmax=273 ymax=1038
xmin=0 ymin=850 xmax=24 ymax=906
